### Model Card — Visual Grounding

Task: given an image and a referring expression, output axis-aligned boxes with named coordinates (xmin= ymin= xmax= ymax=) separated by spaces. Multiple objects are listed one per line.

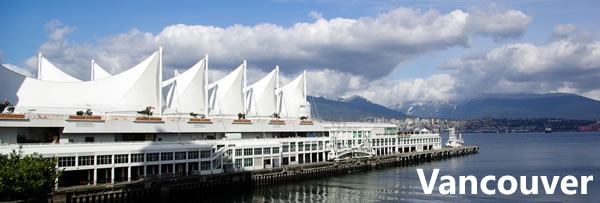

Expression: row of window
xmin=57 ymin=150 xmax=212 ymax=167
xmin=399 ymin=138 xmax=441 ymax=145
xmin=234 ymin=147 xmax=280 ymax=157
xmin=281 ymin=141 xmax=326 ymax=153
xmin=234 ymin=158 xmax=254 ymax=168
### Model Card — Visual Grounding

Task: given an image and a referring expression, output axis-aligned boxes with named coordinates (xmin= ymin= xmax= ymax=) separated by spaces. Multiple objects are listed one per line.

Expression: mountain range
xmin=309 ymin=93 xmax=600 ymax=121
xmin=308 ymin=96 xmax=406 ymax=121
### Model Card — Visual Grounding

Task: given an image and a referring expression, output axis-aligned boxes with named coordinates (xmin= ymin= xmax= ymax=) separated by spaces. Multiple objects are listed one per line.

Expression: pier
xmin=51 ymin=146 xmax=478 ymax=203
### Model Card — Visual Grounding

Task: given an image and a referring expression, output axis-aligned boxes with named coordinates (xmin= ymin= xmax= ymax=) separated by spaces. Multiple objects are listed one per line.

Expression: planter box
xmin=68 ymin=115 xmax=102 ymax=120
xmin=232 ymin=119 xmax=252 ymax=124
xmin=0 ymin=114 xmax=26 ymax=119
xmin=189 ymin=118 xmax=212 ymax=123
xmin=269 ymin=120 xmax=285 ymax=125
xmin=300 ymin=120 xmax=313 ymax=125
xmin=135 ymin=117 xmax=163 ymax=122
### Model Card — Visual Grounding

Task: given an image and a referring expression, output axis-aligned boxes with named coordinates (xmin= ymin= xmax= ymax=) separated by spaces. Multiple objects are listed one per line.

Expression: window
xmin=244 ymin=158 xmax=253 ymax=167
xmin=78 ymin=156 xmax=94 ymax=166
xmin=161 ymin=152 xmax=173 ymax=161
xmin=263 ymin=148 xmax=271 ymax=155
xmin=146 ymin=153 xmax=159 ymax=162
xmin=311 ymin=144 xmax=317 ymax=151
xmin=131 ymin=153 xmax=144 ymax=163
xmin=244 ymin=148 xmax=253 ymax=156
xmin=282 ymin=144 xmax=289 ymax=153
xmin=272 ymin=147 xmax=279 ymax=154
xmin=290 ymin=142 xmax=296 ymax=152
xmin=290 ymin=156 xmax=296 ymax=162
xmin=85 ymin=137 xmax=94 ymax=142
xmin=97 ymin=155 xmax=112 ymax=165
xmin=305 ymin=144 xmax=310 ymax=151
xmin=58 ymin=157 xmax=75 ymax=167
xmin=188 ymin=151 xmax=199 ymax=159
xmin=298 ymin=142 xmax=303 ymax=152
xmin=254 ymin=148 xmax=262 ymax=155
xmin=235 ymin=149 xmax=243 ymax=156
xmin=175 ymin=152 xmax=187 ymax=160
xmin=200 ymin=161 xmax=211 ymax=170
xmin=200 ymin=150 xmax=211 ymax=159
xmin=114 ymin=154 xmax=128 ymax=164
xmin=235 ymin=159 xmax=242 ymax=169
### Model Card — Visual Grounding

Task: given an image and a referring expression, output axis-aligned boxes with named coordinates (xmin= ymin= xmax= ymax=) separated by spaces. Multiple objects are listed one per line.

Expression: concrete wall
xmin=61 ymin=133 xmax=115 ymax=143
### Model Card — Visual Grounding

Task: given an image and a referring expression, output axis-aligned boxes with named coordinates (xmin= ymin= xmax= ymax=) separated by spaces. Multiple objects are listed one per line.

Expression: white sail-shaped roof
xmin=278 ymin=71 xmax=309 ymax=118
xmin=162 ymin=57 xmax=208 ymax=115
xmin=91 ymin=60 xmax=112 ymax=80
xmin=16 ymin=50 xmax=162 ymax=114
xmin=37 ymin=54 xmax=82 ymax=82
xmin=208 ymin=61 xmax=246 ymax=116
xmin=246 ymin=67 xmax=278 ymax=117
xmin=0 ymin=65 xmax=27 ymax=106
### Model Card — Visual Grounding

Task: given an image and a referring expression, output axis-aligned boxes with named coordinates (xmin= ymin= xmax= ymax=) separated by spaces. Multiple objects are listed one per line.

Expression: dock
xmin=52 ymin=146 xmax=479 ymax=203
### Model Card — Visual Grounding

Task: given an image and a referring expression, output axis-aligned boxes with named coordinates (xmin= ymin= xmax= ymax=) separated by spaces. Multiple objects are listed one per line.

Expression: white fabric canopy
xmin=163 ymin=57 xmax=208 ymax=115
xmin=246 ymin=67 xmax=278 ymax=117
xmin=91 ymin=60 xmax=112 ymax=80
xmin=278 ymin=71 xmax=309 ymax=118
xmin=17 ymin=51 xmax=162 ymax=114
xmin=208 ymin=62 xmax=246 ymax=116
xmin=38 ymin=54 xmax=82 ymax=82
xmin=0 ymin=65 xmax=27 ymax=106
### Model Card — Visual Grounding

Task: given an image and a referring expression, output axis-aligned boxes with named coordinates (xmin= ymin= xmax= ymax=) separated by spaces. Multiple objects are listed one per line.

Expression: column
xmin=127 ymin=166 xmax=131 ymax=182
xmin=93 ymin=168 xmax=98 ymax=185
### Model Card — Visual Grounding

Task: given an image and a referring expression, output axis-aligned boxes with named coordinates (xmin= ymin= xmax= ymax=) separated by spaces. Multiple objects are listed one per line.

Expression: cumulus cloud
xmin=465 ymin=6 xmax=532 ymax=41
xmin=24 ymin=7 xmax=531 ymax=82
xmin=308 ymin=10 xmax=323 ymax=19
xmin=550 ymin=24 xmax=576 ymax=40
xmin=346 ymin=73 xmax=457 ymax=106
xmin=436 ymin=33 xmax=600 ymax=101
xmin=15 ymin=7 xmax=537 ymax=106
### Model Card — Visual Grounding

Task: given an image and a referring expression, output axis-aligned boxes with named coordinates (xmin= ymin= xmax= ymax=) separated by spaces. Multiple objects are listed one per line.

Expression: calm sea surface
xmin=215 ymin=132 xmax=600 ymax=202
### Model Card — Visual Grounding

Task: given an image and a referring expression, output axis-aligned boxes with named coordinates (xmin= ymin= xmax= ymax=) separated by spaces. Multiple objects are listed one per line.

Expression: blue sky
xmin=1 ymin=0 xmax=599 ymax=106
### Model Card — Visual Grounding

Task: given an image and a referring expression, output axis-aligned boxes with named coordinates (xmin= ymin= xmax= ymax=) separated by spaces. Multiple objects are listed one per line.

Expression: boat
xmin=545 ymin=128 xmax=552 ymax=133
xmin=445 ymin=128 xmax=464 ymax=148
xmin=0 ymin=49 xmax=443 ymax=188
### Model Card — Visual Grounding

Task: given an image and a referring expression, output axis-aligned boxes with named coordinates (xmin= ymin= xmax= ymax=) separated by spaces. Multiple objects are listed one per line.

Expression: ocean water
xmin=226 ymin=132 xmax=600 ymax=202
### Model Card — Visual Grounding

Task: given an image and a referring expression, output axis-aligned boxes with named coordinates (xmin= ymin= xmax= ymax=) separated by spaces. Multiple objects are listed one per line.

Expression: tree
xmin=0 ymin=146 xmax=61 ymax=201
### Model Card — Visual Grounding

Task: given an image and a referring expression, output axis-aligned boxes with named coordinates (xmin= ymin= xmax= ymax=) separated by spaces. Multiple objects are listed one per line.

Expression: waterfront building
xmin=0 ymin=48 xmax=441 ymax=188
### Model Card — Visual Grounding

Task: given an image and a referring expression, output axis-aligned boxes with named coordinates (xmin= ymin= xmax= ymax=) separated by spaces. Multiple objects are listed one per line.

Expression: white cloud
xmin=43 ymin=20 xmax=75 ymax=41
xmin=308 ymin=10 xmax=323 ymax=20
xmin=466 ymin=7 xmax=532 ymax=40
xmin=436 ymin=34 xmax=600 ymax=101
xmin=18 ymin=7 xmax=537 ymax=106
xmin=25 ymin=7 xmax=531 ymax=82
xmin=550 ymin=24 xmax=576 ymax=41
xmin=350 ymin=74 xmax=457 ymax=105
